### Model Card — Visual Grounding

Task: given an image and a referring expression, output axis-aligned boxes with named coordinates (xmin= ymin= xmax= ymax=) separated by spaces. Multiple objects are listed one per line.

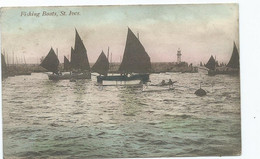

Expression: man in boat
xmin=168 ymin=79 xmax=173 ymax=85
xmin=160 ymin=80 xmax=166 ymax=86
xmin=167 ymin=79 xmax=176 ymax=88
xmin=168 ymin=79 xmax=173 ymax=87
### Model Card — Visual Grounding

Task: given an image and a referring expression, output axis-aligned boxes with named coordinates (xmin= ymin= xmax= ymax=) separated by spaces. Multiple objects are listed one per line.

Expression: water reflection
xmin=2 ymin=72 xmax=241 ymax=158
xmin=119 ymin=87 xmax=144 ymax=117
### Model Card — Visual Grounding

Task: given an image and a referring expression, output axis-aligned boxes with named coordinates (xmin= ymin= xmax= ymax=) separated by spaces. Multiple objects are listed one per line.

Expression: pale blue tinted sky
xmin=0 ymin=4 xmax=239 ymax=64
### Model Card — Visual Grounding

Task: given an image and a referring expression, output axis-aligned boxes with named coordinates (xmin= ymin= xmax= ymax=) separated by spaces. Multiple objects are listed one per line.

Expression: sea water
xmin=2 ymin=72 xmax=241 ymax=158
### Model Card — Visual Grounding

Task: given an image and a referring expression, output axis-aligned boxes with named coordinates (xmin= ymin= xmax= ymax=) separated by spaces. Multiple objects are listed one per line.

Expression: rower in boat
xmin=160 ymin=80 xmax=166 ymax=86
xmin=168 ymin=79 xmax=173 ymax=88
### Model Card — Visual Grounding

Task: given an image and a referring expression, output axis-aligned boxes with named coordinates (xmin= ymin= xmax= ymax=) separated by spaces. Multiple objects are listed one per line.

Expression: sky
xmin=0 ymin=4 xmax=239 ymax=64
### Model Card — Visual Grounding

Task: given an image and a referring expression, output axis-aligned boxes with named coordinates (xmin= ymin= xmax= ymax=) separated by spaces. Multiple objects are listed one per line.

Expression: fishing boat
xmin=40 ymin=47 xmax=60 ymax=80
xmin=70 ymin=29 xmax=91 ymax=77
xmin=92 ymin=50 xmax=109 ymax=76
xmin=40 ymin=48 xmax=91 ymax=80
xmin=40 ymin=29 xmax=91 ymax=80
xmin=223 ymin=42 xmax=240 ymax=74
xmin=205 ymin=55 xmax=217 ymax=76
xmin=206 ymin=42 xmax=239 ymax=76
xmin=96 ymin=28 xmax=151 ymax=85
xmin=68 ymin=29 xmax=91 ymax=79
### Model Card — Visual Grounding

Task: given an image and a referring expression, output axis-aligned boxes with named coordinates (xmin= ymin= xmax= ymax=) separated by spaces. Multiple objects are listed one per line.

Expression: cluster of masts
xmin=2 ymin=49 xmax=27 ymax=65
xmin=2 ymin=28 xmax=239 ymax=76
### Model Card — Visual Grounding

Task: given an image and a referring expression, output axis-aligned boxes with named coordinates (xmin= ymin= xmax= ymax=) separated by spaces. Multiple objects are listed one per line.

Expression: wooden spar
xmin=110 ymin=52 xmax=112 ymax=64
xmin=56 ymin=48 xmax=58 ymax=61
xmin=24 ymin=56 xmax=26 ymax=64
xmin=12 ymin=51 xmax=14 ymax=65
xmin=107 ymin=47 xmax=109 ymax=60
xmin=6 ymin=53 xmax=9 ymax=66
xmin=16 ymin=56 xmax=18 ymax=65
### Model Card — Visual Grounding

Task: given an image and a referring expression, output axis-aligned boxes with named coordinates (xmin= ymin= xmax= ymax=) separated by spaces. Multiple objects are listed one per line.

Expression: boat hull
xmin=208 ymin=69 xmax=239 ymax=76
xmin=97 ymin=74 xmax=150 ymax=85
xmin=48 ymin=72 xmax=91 ymax=80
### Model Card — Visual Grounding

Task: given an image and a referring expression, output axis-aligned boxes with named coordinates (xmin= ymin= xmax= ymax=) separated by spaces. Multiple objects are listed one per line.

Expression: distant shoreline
xmin=5 ymin=62 xmax=198 ymax=76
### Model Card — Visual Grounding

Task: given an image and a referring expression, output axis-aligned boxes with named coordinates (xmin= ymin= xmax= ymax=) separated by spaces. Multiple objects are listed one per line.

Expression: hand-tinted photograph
xmin=1 ymin=4 xmax=240 ymax=158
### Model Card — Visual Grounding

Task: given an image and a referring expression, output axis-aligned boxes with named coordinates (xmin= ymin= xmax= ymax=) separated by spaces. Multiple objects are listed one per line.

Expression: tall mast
xmin=12 ymin=51 xmax=14 ymax=65
xmin=24 ymin=56 xmax=26 ymax=65
xmin=3 ymin=49 xmax=6 ymax=65
xmin=16 ymin=56 xmax=18 ymax=65
xmin=56 ymin=48 xmax=59 ymax=60
xmin=110 ymin=52 xmax=112 ymax=64
xmin=215 ymin=55 xmax=217 ymax=67
xmin=107 ymin=47 xmax=110 ymax=60
xmin=3 ymin=49 xmax=5 ymax=58
xmin=6 ymin=53 xmax=9 ymax=66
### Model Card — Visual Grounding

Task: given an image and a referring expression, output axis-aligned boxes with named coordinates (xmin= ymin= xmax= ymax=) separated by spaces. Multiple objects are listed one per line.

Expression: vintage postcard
xmin=1 ymin=4 xmax=240 ymax=158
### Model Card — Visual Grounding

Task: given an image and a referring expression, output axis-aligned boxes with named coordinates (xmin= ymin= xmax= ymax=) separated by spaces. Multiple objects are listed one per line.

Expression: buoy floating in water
xmin=195 ymin=88 xmax=206 ymax=96
xmin=195 ymin=82 xmax=207 ymax=96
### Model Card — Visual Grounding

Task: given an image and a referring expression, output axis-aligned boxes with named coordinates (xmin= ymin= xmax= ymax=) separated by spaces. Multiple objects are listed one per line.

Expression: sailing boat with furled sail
xmin=96 ymin=27 xmax=151 ymax=85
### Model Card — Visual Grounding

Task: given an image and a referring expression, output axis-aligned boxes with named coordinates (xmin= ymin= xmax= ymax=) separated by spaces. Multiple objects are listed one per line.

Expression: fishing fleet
xmin=1 ymin=27 xmax=240 ymax=95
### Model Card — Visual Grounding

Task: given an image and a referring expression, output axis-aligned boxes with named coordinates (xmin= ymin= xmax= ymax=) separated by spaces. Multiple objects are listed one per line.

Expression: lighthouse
xmin=177 ymin=48 xmax=182 ymax=63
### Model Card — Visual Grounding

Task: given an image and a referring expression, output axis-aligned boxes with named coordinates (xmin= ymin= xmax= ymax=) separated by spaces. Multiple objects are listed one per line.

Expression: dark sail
xmin=64 ymin=56 xmax=70 ymax=71
xmin=40 ymin=48 xmax=59 ymax=74
xmin=70 ymin=47 xmax=76 ymax=69
xmin=227 ymin=42 xmax=239 ymax=69
xmin=118 ymin=28 xmax=151 ymax=73
xmin=74 ymin=29 xmax=90 ymax=70
xmin=205 ymin=55 xmax=216 ymax=70
xmin=92 ymin=51 xmax=109 ymax=76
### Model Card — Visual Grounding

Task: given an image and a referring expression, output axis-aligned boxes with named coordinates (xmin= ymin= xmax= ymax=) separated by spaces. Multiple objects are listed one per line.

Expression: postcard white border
xmin=1 ymin=0 xmax=260 ymax=159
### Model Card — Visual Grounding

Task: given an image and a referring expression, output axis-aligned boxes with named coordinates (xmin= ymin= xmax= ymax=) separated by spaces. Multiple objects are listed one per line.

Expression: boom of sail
xmin=118 ymin=28 xmax=151 ymax=73
xmin=92 ymin=51 xmax=109 ymax=76
xmin=40 ymin=48 xmax=60 ymax=74
xmin=205 ymin=55 xmax=216 ymax=70
xmin=227 ymin=42 xmax=239 ymax=69
xmin=73 ymin=29 xmax=90 ymax=71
